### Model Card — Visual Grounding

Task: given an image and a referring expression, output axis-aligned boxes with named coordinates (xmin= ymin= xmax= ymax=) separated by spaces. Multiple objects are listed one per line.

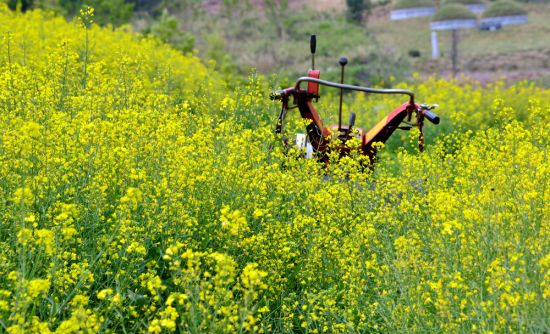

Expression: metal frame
xmin=294 ymin=77 xmax=416 ymax=105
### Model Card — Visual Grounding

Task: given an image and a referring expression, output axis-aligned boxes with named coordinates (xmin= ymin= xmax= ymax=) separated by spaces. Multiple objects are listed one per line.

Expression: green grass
xmin=225 ymin=9 xmax=412 ymax=86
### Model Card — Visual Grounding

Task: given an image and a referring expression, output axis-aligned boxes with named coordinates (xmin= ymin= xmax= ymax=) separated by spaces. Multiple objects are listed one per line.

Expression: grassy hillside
xmin=1 ymin=5 xmax=549 ymax=333
xmin=370 ymin=3 xmax=550 ymax=83
xmin=371 ymin=3 xmax=550 ymax=54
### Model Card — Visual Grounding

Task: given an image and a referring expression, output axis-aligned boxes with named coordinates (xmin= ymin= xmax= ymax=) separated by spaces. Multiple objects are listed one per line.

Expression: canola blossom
xmin=0 ymin=5 xmax=549 ymax=333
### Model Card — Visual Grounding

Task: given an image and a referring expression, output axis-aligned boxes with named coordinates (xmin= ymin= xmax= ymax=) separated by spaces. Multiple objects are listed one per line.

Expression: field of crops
xmin=1 ymin=5 xmax=549 ymax=333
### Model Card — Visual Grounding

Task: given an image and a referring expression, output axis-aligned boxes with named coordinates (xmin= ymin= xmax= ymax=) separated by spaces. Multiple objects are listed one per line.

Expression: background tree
xmin=148 ymin=9 xmax=195 ymax=53
xmin=93 ymin=0 xmax=134 ymax=26
xmin=4 ymin=0 xmax=135 ymax=26
xmin=346 ymin=0 xmax=372 ymax=24
xmin=6 ymin=0 xmax=33 ymax=12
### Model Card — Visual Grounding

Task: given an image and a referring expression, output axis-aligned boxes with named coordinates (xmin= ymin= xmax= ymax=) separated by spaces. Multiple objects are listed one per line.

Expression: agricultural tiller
xmin=270 ymin=35 xmax=440 ymax=165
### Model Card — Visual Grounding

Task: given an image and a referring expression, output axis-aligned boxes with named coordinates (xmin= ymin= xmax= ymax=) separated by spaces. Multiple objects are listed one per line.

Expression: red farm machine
xmin=270 ymin=35 xmax=440 ymax=165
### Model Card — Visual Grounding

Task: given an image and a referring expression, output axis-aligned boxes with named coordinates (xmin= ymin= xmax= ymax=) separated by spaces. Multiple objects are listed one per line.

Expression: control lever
xmin=310 ymin=34 xmax=316 ymax=70
xmin=349 ymin=112 xmax=355 ymax=129
xmin=338 ymin=56 xmax=348 ymax=131
xmin=344 ymin=112 xmax=356 ymax=141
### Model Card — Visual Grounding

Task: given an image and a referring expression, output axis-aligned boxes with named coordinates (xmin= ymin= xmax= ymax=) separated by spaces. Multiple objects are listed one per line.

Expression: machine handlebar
xmin=271 ymin=78 xmax=416 ymax=105
xmin=294 ymin=77 xmax=415 ymax=105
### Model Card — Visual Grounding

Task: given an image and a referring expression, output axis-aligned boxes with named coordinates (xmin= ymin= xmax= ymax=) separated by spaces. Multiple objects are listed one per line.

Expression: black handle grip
xmin=270 ymin=88 xmax=295 ymax=100
xmin=270 ymin=90 xmax=284 ymax=100
xmin=339 ymin=57 xmax=348 ymax=66
xmin=423 ymin=110 xmax=440 ymax=124
xmin=310 ymin=35 xmax=316 ymax=54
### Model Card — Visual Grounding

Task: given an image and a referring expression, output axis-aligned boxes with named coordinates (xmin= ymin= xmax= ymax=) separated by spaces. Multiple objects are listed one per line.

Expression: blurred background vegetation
xmin=2 ymin=0 xmax=550 ymax=86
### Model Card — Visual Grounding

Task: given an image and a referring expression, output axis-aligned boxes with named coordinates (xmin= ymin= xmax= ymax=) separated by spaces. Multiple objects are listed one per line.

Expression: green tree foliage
xmin=482 ymin=0 xmax=527 ymax=17
xmin=3 ymin=0 xmax=135 ymax=26
xmin=432 ymin=3 xmax=476 ymax=20
xmin=34 ymin=0 xmax=60 ymax=11
xmin=59 ymin=0 xmax=134 ymax=26
xmin=204 ymin=33 xmax=237 ymax=76
xmin=148 ymin=9 xmax=195 ymax=53
xmin=6 ymin=0 xmax=33 ymax=12
xmin=93 ymin=0 xmax=134 ymax=27
xmin=346 ymin=0 xmax=372 ymax=24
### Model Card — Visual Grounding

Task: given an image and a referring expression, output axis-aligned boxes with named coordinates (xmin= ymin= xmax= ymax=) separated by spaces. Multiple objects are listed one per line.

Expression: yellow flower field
xmin=0 ymin=5 xmax=548 ymax=333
